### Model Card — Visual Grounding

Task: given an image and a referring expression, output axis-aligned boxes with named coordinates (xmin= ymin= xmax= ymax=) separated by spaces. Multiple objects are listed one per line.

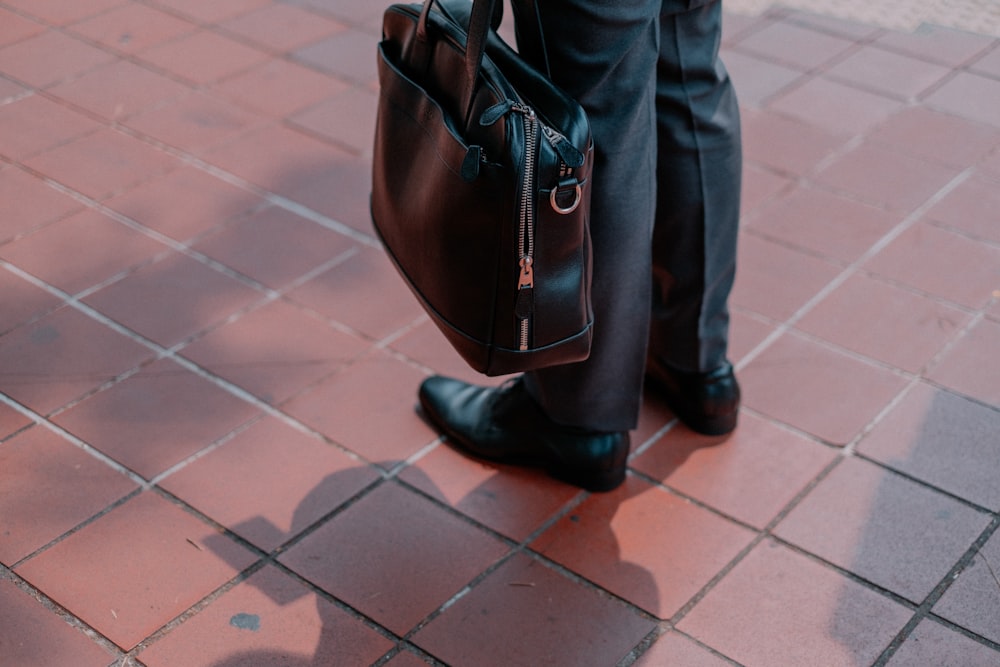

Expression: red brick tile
xmin=273 ymin=151 xmax=374 ymax=234
xmin=203 ymin=123 xmax=344 ymax=194
xmin=103 ymin=165 xmax=262 ymax=242
xmin=150 ymin=0 xmax=271 ymax=23
xmin=124 ymin=90 xmax=264 ymax=154
xmin=161 ymin=416 xmax=380 ymax=551
xmin=221 ymin=4 xmax=346 ymax=53
xmin=826 ymin=46 xmax=951 ymax=100
xmin=0 ymin=29 xmax=115 ymax=88
xmin=742 ymin=107 xmax=847 ymax=176
xmin=138 ymin=30 xmax=269 ymax=85
xmin=3 ymin=0 xmax=125 ymax=25
xmin=0 ymin=307 xmax=152 ymax=415
xmin=796 ymin=273 xmax=971 ymax=373
xmin=924 ymin=72 xmax=1000 ymax=129
xmin=632 ymin=412 xmax=836 ymax=529
xmin=785 ymin=10 xmax=882 ymax=40
xmin=23 ymin=128 xmax=180 ymax=200
xmin=723 ymin=50 xmax=802 ymax=108
xmin=193 ymin=205 xmax=354 ymax=289
xmin=740 ymin=331 xmax=908 ymax=445
xmin=813 ymin=141 xmax=963 ymax=212
xmin=972 ymin=45 xmax=1000 ymax=78
xmin=54 ymin=358 xmax=260 ymax=479
xmin=385 ymin=648 xmax=435 ymax=667
xmin=0 ymin=166 xmax=83 ymax=243
xmin=0 ymin=7 xmax=46 ymax=47
xmin=0 ymin=94 xmax=100 ymax=161
xmin=678 ymin=539 xmax=911 ymax=666
xmin=888 ymin=619 xmax=1000 ymax=666
xmin=868 ymin=107 xmax=1000 ymax=169
xmin=728 ymin=309 xmax=775 ymax=366
xmin=138 ymin=565 xmax=394 ymax=666
xmin=82 ymin=251 xmax=261 ymax=347
xmin=875 ymin=24 xmax=995 ymax=67
xmin=68 ymin=3 xmax=196 ymax=53
xmin=0 ymin=77 xmax=26 ymax=103
xmin=284 ymin=0 xmax=374 ymax=23
xmin=0 ymin=426 xmax=137 ymax=565
xmin=0 ymin=578 xmax=115 ymax=666
xmin=735 ymin=20 xmax=855 ymax=71
xmin=0 ymin=402 xmax=31 ymax=440
xmin=739 ymin=162 xmax=792 ymax=216
xmin=0 ymin=208 xmax=166 ymax=294
xmin=389 ymin=319 xmax=495 ymax=385
xmin=746 ymin=186 xmax=899 ymax=263
xmin=533 ymin=476 xmax=755 ymax=619
xmin=212 ymin=59 xmax=349 ymax=118
xmin=288 ymin=0 xmax=384 ymax=27
xmin=981 ymin=147 xmax=1000 ymax=180
xmin=770 ymin=76 xmax=906 ymax=137
xmin=634 ymin=632 xmax=733 ymax=667
xmin=293 ymin=29 xmax=379 ymax=85
xmin=286 ymin=245 xmax=426 ymax=341
xmin=282 ymin=351 xmax=435 ymax=465
xmin=289 ymin=87 xmax=377 ymax=156
xmin=280 ymin=481 xmax=508 ymax=635
xmin=721 ymin=10 xmax=760 ymax=45
xmin=928 ymin=318 xmax=1000 ymax=406
xmin=179 ymin=299 xmax=369 ymax=405
xmin=730 ymin=233 xmax=842 ymax=322
xmin=48 ymin=60 xmax=191 ymax=122
xmin=925 ymin=173 xmax=1000 ymax=243
xmin=933 ymin=529 xmax=1000 ymax=644
xmin=15 ymin=491 xmax=256 ymax=650
xmin=775 ymin=456 xmax=990 ymax=602
xmin=864 ymin=221 xmax=1000 ymax=309
xmin=400 ymin=443 xmax=582 ymax=542
xmin=412 ymin=552 xmax=655 ymax=665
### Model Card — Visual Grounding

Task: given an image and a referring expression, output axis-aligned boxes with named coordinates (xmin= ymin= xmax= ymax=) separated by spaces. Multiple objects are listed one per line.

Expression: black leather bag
xmin=371 ymin=0 xmax=594 ymax=376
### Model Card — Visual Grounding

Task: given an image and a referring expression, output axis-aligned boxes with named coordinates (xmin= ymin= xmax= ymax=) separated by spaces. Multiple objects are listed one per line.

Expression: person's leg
xmin=646 ymin=0 xmax=742 ymax=435
xmin=650 ymin=0 xmax=741 ymax=373
xmin=518 ymin=0 xmax=661 ymax=434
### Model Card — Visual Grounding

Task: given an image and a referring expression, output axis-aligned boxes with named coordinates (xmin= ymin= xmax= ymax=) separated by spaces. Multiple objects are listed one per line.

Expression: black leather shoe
xmin=645 ymin=360 xmax=740 ymax=436
xmin=418 ymin=375 xmax=629 ymax=492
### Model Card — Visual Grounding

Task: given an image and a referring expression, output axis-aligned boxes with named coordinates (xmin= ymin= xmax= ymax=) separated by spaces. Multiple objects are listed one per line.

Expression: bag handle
xmin=413 ymin=0 xmax=496 ymax=127
xmin=415 ymin=0 xmax=550 ymax=127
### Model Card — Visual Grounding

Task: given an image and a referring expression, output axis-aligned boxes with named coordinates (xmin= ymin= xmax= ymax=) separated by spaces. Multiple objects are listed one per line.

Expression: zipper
xmin=511 ymin=102 xmax=537 ymax=351
xmin=479 ymin=99 xmax=584 ymax=352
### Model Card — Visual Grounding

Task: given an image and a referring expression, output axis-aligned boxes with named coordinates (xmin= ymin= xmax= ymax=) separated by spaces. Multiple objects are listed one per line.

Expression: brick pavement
xmin=0 ymin=1 xmax=999 ymax=665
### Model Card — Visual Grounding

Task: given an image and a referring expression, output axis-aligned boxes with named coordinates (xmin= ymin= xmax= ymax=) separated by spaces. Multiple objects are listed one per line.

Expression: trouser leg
xmin=514 ymin=0 xmax=660 ymax=433
xmin=650 ymin=1 xmax=742 ymax=374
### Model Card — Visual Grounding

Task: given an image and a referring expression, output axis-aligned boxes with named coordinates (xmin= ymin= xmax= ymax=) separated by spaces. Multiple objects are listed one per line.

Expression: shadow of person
xmin=192 ymin=452 xmax=661 ymax=666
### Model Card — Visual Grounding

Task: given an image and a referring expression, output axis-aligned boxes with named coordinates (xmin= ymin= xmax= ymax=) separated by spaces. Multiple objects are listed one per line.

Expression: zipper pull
xmin=480 ymin=100 xmax=515 ymax=126
xmin=541 ymin=125 xmax=585 ymax=168
xmin=461 ymin=145 xmax=481 ymax=181
xmin=515 ymin=256 xmax=534 ymax=320
xmin=517 ymin=256 xmax=534 ymax=290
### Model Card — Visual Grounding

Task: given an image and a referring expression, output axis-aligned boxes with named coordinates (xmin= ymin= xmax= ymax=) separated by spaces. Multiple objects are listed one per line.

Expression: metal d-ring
xmin=550 ymin=183 xmax=582 ymax=214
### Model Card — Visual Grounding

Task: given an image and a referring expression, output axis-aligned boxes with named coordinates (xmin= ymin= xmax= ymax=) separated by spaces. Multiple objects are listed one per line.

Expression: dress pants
xmin=513 ymin=0 xmax=743 ymax=432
